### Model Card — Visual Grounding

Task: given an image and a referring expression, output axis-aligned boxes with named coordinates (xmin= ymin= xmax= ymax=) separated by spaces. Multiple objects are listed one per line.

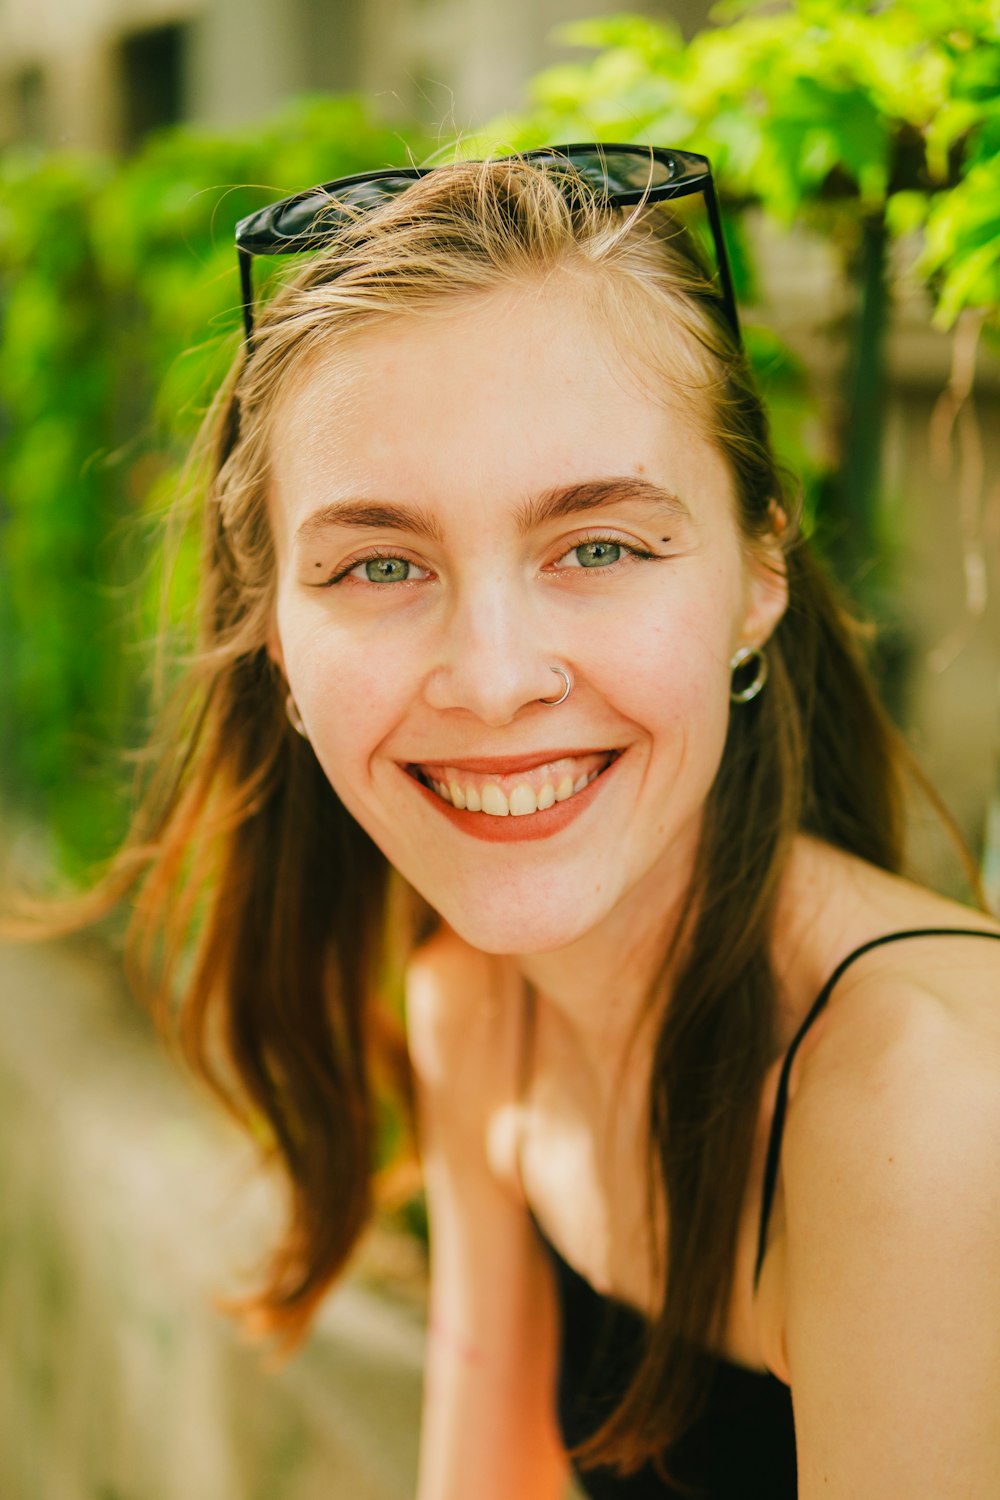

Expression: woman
xmin=17 ymin=147 xmax=1000 ymax=1498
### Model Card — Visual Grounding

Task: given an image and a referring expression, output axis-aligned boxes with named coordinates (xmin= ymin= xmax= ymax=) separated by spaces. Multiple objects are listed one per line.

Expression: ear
xmin=740 ymin=536 xmax=789 ymax=651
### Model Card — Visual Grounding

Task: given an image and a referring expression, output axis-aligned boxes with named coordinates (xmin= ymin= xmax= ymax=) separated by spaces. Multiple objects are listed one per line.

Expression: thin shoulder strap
xmin=753 ymin=926 xmax=1000 ymax=1289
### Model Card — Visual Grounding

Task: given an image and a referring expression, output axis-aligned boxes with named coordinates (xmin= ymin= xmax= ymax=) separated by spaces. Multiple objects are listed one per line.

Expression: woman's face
xmin=267 ymin=282 xmax=786 ymax=954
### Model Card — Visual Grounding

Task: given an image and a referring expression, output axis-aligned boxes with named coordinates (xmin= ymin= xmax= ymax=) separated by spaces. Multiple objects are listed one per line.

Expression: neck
xmin=513 ymin=841 xmax=696 ymax=1074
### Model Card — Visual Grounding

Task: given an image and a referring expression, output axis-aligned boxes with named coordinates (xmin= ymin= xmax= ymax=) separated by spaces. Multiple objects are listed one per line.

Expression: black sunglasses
xmin=235 ymin=143 xmax=740 ymax=348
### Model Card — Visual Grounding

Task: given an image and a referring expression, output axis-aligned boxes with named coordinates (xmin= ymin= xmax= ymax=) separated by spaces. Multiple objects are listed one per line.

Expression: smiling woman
xmin=10 ymin=150 xmax=1000 ymax=1500
xmin=264 ymin=280 xmax=780 ymax=938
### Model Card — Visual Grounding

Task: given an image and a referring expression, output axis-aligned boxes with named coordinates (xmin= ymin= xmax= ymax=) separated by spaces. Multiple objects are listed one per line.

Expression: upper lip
xmin=405 ymin=748 xmax=622 ymax=775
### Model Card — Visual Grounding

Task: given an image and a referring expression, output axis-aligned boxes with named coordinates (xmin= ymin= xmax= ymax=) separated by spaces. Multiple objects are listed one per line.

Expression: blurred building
xmin=0 ymin=0 xmax=711 ymax=153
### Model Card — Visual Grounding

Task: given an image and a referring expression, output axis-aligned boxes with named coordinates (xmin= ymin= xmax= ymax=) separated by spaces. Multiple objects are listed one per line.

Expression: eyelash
xmin=319 ymin=534 xmax=665 ymax=588
xmin=320 ymin=547 xmax=428 ymax=588
xmin=555 ymin=534 xmax=665 ymax=571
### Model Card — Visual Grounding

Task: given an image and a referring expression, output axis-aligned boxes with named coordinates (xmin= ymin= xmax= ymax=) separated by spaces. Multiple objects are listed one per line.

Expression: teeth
xmin=509 ymin=783 xmax=537 ymax=817
xmin=417 ymin=754 xmax=615 ymax=816
xmin=480 ymin=784 xmax=509 ymax=817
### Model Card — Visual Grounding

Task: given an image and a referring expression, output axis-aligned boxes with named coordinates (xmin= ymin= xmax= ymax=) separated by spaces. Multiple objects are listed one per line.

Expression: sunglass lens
xmin=272 ymin=175 xmax=419 ymax=246
xmin=271 ymin=190 xmax=336 ymax=242
xmin=563 ymin=148 xmax=686 ymax=196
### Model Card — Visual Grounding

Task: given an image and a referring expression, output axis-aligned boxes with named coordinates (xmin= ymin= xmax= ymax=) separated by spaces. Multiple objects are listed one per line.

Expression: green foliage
xmin=478 ymin=0 xmax=1000 ymax=328
xmin=473 ymin=0 xmax=1000 ymax=618
xmin=0 ymin=98 xmax=428 ymax=874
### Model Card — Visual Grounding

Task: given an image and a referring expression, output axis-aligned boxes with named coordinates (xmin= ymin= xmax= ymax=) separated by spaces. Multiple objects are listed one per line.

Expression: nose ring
xmin=539 ymin=666 xmax=572 ymax=706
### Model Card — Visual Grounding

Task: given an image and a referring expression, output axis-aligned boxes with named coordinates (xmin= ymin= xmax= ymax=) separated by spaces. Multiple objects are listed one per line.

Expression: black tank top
xmin=519 ymin=927 xmax=1000 ymax=1500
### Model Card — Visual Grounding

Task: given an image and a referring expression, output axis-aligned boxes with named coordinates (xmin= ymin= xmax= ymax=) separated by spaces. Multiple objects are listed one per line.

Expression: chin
xmin=429 ymin=892 xmax=608 ymax=958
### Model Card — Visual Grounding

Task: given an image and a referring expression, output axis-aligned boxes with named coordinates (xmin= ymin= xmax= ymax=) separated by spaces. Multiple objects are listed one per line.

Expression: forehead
xmin=267 ymin=282 xmax=732 ymax=537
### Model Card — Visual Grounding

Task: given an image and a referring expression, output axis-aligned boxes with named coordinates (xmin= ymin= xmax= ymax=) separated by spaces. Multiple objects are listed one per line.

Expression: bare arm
xmin=406 ymin=936 xmax=570 ymax=1500
xmin=782 ymin=977 xmax=1000 ymax=1499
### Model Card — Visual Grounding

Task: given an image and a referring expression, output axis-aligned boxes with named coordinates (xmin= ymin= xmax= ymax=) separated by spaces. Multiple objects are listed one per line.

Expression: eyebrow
xmin=295 ymin=499 xmax=444 ymax=546
xmin=516 ymin=477 xmax=691 ymax=534
xmin=293 ymin=476 xmax=692 ymax=547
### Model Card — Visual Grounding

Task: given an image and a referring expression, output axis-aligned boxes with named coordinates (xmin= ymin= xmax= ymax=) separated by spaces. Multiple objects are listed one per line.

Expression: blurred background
xmin=0 ymin=2 xmax=998 ymax=1496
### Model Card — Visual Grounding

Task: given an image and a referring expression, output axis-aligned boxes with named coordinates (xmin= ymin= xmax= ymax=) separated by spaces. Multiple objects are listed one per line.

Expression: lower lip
xmin=404 ymin=754 xmax=623 ymax=843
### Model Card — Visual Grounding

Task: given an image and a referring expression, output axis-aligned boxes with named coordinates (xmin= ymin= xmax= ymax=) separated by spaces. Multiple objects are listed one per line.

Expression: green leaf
xmin=885 ymin=189 xmax=930 ymax=236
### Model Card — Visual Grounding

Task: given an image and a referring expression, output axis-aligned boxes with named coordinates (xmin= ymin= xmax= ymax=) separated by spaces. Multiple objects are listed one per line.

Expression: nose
xmin=423 ymin=573 xmax=566 ymax=727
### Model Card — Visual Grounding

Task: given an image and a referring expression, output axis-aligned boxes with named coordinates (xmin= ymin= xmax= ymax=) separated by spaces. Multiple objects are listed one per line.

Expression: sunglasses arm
xmin=238 ymin=248 xmax=255 ymax=346
xmin=703 ymin=180 xmax=741 ymax=344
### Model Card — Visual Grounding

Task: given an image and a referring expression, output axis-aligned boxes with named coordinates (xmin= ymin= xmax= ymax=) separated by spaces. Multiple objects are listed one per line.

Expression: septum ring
xmin=539 ymin=666 xmax=572 ymax=706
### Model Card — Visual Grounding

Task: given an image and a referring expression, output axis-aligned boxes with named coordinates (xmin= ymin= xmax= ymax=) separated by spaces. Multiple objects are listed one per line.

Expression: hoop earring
xmin=729 ymin=645 xmax=768 ymax=704
xmin=285 ymin=693 xmax=309 ymax=737
xmin=539 ymin=666 xmax=572 ymax=706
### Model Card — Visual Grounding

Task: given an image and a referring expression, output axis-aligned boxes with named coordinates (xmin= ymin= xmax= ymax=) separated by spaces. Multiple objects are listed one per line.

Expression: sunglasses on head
xmin=234 ymin=142 xmax=740 ymax=349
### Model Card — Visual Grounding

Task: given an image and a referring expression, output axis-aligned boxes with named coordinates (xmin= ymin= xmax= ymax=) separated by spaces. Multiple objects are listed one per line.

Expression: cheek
xmin=590 ymin=584 xmax=735 ymax=730
xmin=276 ymin=597 xmax=415 ymax=784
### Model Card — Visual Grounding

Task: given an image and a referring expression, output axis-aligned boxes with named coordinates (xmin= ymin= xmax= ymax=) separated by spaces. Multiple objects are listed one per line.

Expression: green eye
xmin=576 ymin=540 xmax=622 ymax=568
xmin=365 ymin=557 xmax=410 ymax=582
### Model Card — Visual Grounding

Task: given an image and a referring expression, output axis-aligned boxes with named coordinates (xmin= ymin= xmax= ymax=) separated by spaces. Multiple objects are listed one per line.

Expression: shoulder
xmin=778 ymin=922 xmax=1000 ymax=1496
xmin=787 ymin=908 xmax=1000 ymax=1117
xmin=783 ymin=909 xmax=1000 ymax=1214
xmin=774 ymin=839 xmax=1000 ymax=1098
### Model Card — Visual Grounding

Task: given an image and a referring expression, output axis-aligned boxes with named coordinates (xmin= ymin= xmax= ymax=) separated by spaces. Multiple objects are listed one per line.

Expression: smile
xmin=413 ymin=750 xmax=617 ymax=816
xmin=403 ymin=750 xmax=624 ymax=843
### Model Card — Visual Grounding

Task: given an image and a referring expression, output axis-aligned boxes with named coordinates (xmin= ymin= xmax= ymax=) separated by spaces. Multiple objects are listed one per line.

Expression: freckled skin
xmin=267 ymin=282 xmax=787 ymax=960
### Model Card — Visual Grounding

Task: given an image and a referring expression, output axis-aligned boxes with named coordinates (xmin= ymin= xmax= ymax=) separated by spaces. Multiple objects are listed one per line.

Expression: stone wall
xmin=0 ymin=936 xmax=428 ymax=1500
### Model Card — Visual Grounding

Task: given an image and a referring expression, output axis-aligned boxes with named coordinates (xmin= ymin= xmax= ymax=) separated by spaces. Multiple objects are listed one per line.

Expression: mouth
xmin=405 ymin=749 xmax=622 ymax=818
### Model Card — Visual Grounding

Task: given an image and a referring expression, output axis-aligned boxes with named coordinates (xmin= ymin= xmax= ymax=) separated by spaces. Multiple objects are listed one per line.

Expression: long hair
xmin=4 ymin=156 xmax=983 ymax=1479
